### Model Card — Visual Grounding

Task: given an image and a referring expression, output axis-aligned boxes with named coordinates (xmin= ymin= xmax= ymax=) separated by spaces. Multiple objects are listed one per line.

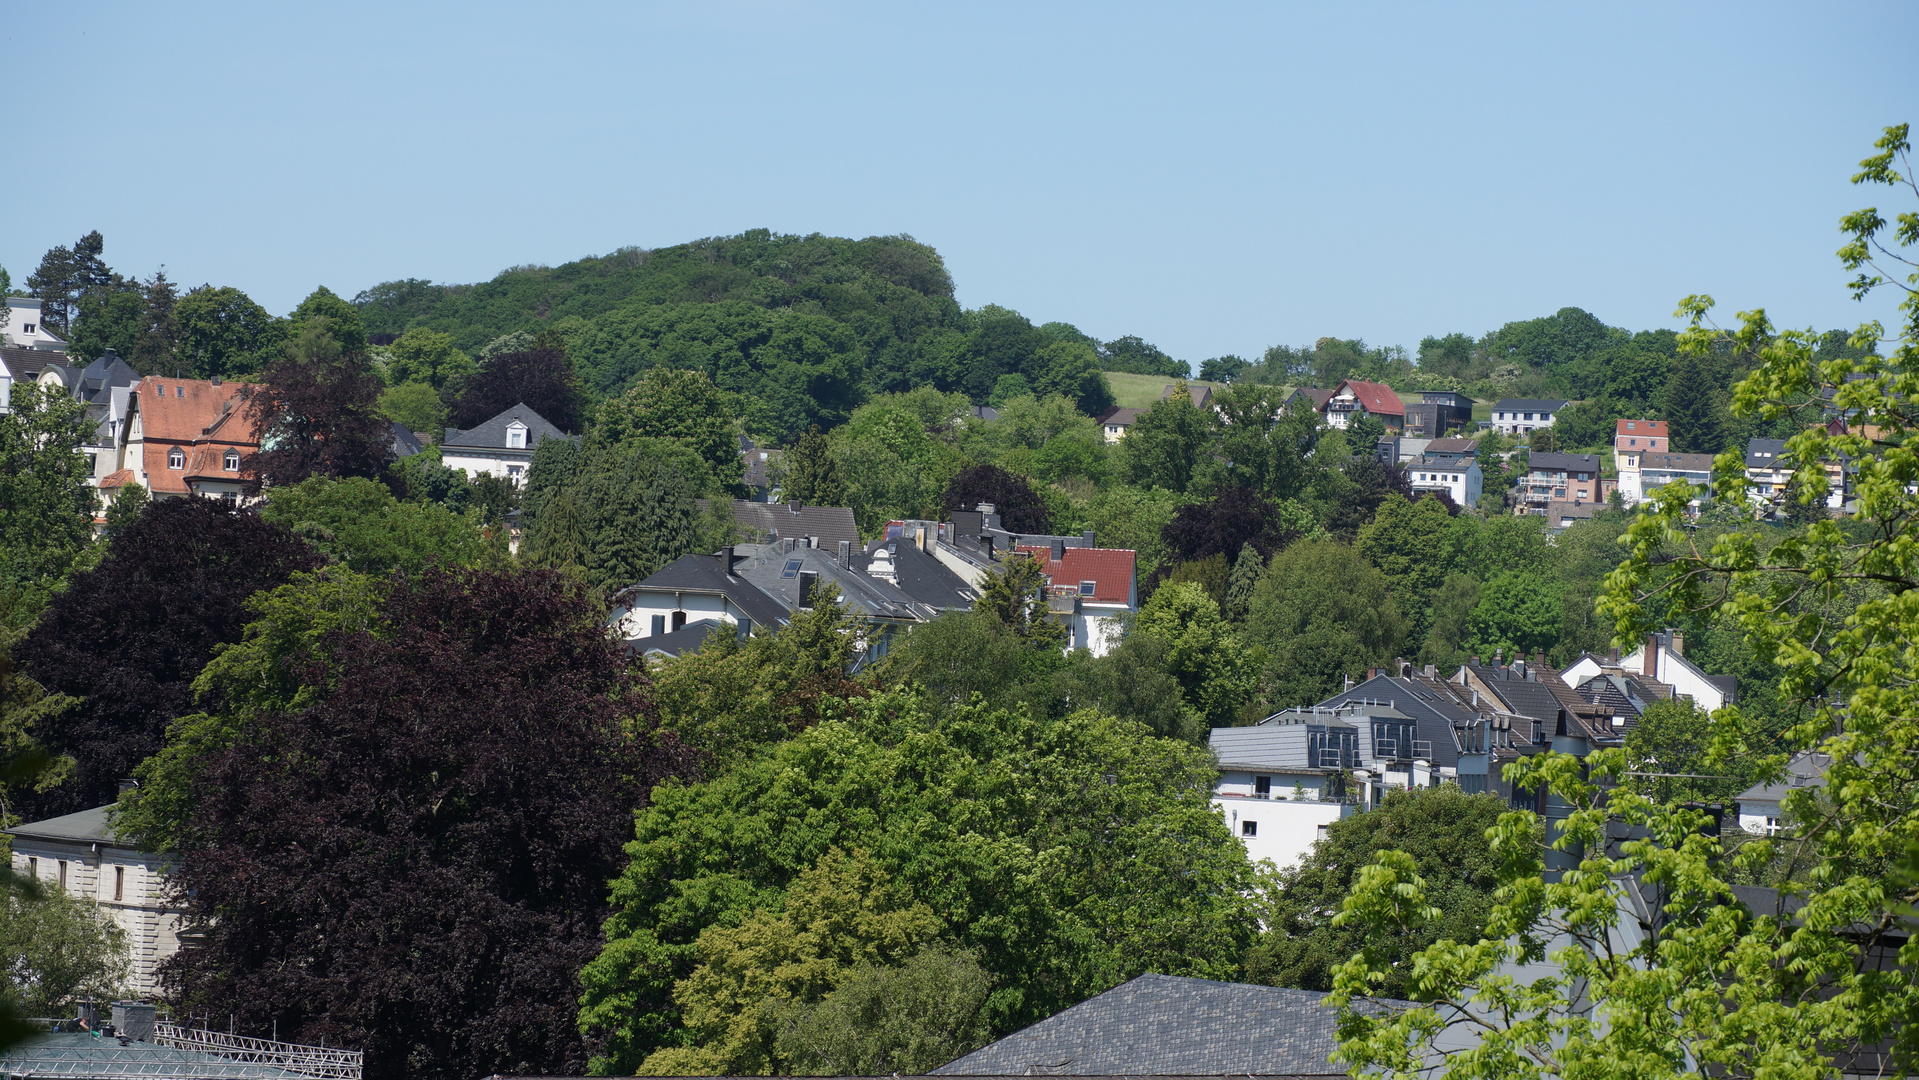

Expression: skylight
xmin=781 ymin=559 xmax=803 ymax=578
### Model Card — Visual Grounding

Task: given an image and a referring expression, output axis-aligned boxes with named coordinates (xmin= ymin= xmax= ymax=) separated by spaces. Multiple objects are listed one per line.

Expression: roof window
xmin=223 ymin=449 xmax=240 ymax=471
xmin=168 ymin=447 xmax=185 ymax=469
xmin=781 ymin=559 xmax=803 ymax=578
xmin=1079 ymin=581 xmax=1095 ymax=596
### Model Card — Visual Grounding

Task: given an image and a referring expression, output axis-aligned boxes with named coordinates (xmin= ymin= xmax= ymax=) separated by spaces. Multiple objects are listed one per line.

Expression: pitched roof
xmin=741 ymin=447 xmax=783 ymax=489
xmin=619 ymin=551 xmax=792 ymax=630
xmin=932 ymin=973 xmax=1401 ymax=1077
xmin=721 ymin=499 xmax=859 ymax=548
xmin=440 ymin=402 xmax=571 ymax=451
xmin=1315 ymin=675 xmax=1470 ymax=767
xmin=1425 ymin=437 xmax=1479 ymax=454
xmin=6 ymin=804 xmax=124 ymax=846
xmin=1161 ymin=382 xmax=1214 ymax=408
xmin=1 ymin=346 xmax=73 ymax=384
xmin=1408 ymin=454 xmax=1474 ymax=471
xmin=74 ymin=350 xmax=139 ymax=405
xmin=636 ymin=618 xmax=726 ymax=658
xmin=1547 ymin=500 xmax=1598 ymax=522
xmin=1737 ymin=752 xmax=1829 ymax=805
xmin=1014 ymin=545 xmax=1137 ymax=605
xmin=863 ymin=538 xmax=977 ymax=609
xmin=388 ymin=422 xmax=423 ymax=458
xmin=1527 ymin=452 xmax=1601 ymax=473
xmin=731 ymin=541 xmax=935 ymax=623
xmin=1289 ymin=386 xmax=1334 ymax=410
xmin=1334 ymin=379 xmax=1406 ymax=416
xmin=134 ymin=378 xmax=256 ymax=495
xmin=1746 ymin=437 xmax=1788 ymax=469
xmin=1101 ymin=407 xmax=1145 ymax=427
xmin=1616 ymin=418 xmax=1667 ymax=438
xmin=1640 ymin=451 xmax=1716 ymax=472
xmin=1492 ymin=398 xmax=1570 ymax=411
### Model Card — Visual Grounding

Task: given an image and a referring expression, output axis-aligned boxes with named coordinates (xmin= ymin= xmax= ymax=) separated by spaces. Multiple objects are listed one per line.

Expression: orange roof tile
xmin=1615 ymin=419 xmax=1667 ymax=437
xmin=1336 ymin=379 xmax=1406 ymax=417
xmin=135 ymin=379 xmax=259 ymax=495
xmin=1015 ymin=546 xmax=1137 ymax=605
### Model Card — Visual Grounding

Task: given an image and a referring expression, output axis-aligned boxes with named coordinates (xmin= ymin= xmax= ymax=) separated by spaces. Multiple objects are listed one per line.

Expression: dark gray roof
xmin=1492 ymin=398 xmax=1570 ymax=411
xmin=619 ymin=551 xmax=792 ymax=630
xmin=1640 ymin=451 xmax=1716 ymax=472
xmin=933 ymin=973 xmax=1401 ymax=1076
xmin=741 ymin=448 xmax=783 ymax=490
xmin=1425 ymin=437 xmax=1479 ymax=454
xmin=1746 ymin=437 xmax=1789 ymax=469
xmin=7 ymin=804 xmax=123 ymax=846
xmin=74 ymin=350 xmax=140 ymax=405
xmin=636 ymin=618 xmax=726 ymax=658
xmin=387 ymin=421 xmax=423 ymax=458
xmin=732 ymin=542 xmax=935 ymax=623
xmin=440 ymin=402 xmax=572 ymax=450
xmin=715 ymin=499 xmax=859 ymax=548
xmin=1 ymin=346 xmax=73 ymax=384
xmin=1465 ymin=665 xmax=1568 ymax=725
xmin=1737 ymin=752 xmax=1829 ymax=805
xmin=1527 ymin=452 xmax=1601 ymax=474
xmin=862 ymin=539 xmax=977 ymax=610
xmin=1314 ymin=676 xmax=1469 ymax=767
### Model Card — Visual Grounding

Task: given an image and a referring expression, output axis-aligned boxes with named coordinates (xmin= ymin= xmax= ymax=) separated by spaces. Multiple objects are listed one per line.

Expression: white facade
xmin=9 ymin=807 xmax=182 ymax=999
xmin=612 ymin=588 xmax=757 ymax=640
xmin=1490 ymin=402 xmax=1564 ymax=435
xmin=1562 ymin=641 xmax=1729 ymax=713
xmin=1409 ymin=458 xmax=1482 ymax=507
xmin=4 ymin=296 xmax=70 ymax=351
xmin=1212 ymin=789 xmax=1345 ymax=869
xmin=440 ymin=444 xmax=533 ymax=487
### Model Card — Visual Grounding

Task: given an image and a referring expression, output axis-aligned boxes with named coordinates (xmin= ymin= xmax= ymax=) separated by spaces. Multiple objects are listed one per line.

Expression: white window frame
xmin=168 ymin=447 xmax=185 ymax=469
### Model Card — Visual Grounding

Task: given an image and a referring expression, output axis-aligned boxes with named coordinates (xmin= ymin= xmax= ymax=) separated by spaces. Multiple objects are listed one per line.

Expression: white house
xmin=607 ymin=546 xmax=792 ymax=642
xmin=1098 ymin=407 xmax=1143 ymax=444
xmin=1407 ymin=453 xmax=1482 ymax=507
xmin=7 ymin=804 xmax=182 ymax=999
xmin=3 ymin=296 xmax=70 ymax=352
xmin=1562 ymin=629 xmax=1734 ymax=713
xmin=1745 ymin=437 xmax=1846 ymax=513
xmin=1489 ymin=398 xmax=1569 ymax=436
xmin=439 ymin=402 xmax=573 ymax=487
xmin=1613 ymin=419 xmax=1668 ymax=504
xmin=1735 ymin=753 xmax=1827 ymax=836
xmin=1209 ymin=720 xmax=1351 ymax=869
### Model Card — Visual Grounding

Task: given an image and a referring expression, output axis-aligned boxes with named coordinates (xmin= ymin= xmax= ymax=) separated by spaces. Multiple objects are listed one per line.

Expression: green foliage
xmin=1097 ymin=334 xmax=1186 ymax=377
xmin=576 ymin=690 xmax=1259 ymax=1074
xmin=782 ymin=425 xmax=846 ymax=507
xmin=385 ymin=327 xmax=474 ymax=390
xmin=289 ymin=286 xmax=368 ymax=353
xmin=1223 ymin=542 xmax=1264 ymax=624
xmin=0 ymin=383 xmax=95 ymax=606
xmin=1622 ymin=698 xmax=1756 ymax=804
xmin=1418 ymin=574 xmax=1480 ymax=671
xmin=0 ymin=883 xmax=130 ymax=1017
xmin=1245 ymin=786 xmax=1507 ymax=998
xmin=1080 ymin=487 xmax=1183 ymax=585
xmin=872 ymin=610 xmax=1036 ymax=716
xmin=597 ymin=367 xmax=747 ymax=493
xmin=1132 ymin=582 xmax=1256 ymax=728
xmin=1465 ymin=572 xmax=1563 ymax=659
xmin=974 ymin=555 xmax=1067 ymax=651
xmin=830 ymin=394 xmax=960 ymax=534
xmin=102 ymin=482 xmax=147 ymax=536
xmin=1663 ymin=349 xmax=1727 ymax=454
xmin=174 ymin=284 xmax=284 ymax=378
xmin=1118 ymin=384 xmax=1210 ymax=493
xmin=259 ymin=476 xmax=490 ymax=577
xmin=1245 ymin=541 xmax=1405 ymax=709
xmin=376 ymin=380 xmax=447 ymax=436
xmin=1356 ymin=493 xmax=1456 ymax=637
xmin=772 ymin=946 xmax=995 ymax=1077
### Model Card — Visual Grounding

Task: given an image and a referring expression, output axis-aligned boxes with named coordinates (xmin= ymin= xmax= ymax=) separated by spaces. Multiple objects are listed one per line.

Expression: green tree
xmin=377 ymin=380 xmax=447 ymax=436
xmin=289 ymin=286 xmax=368 ymax=353
xmin=576 ymin=691 xmax=1259 ymax=1074
xmin=1245 ymin=786 xmax=1508 ymax=998
xmin=1029 ymin=339 xmax=1114 ymax=415
xmin=773 ymin=947 xmax=995 ymax=1076
xmin=1662 ymin=349 xmax=1727 ymax=454
xmin=1203 ymin=384 xmax=1321 ymax=502
xmin=1081 ymin=487 xmax=1183 ymax=585
xmin=1418 ymin=574 xmax=1480 ymax=671
xmin=173 ymin=285 xmax=284 ymax=379
xmin=25 ymin=231 xmax=113 ymax=335
xmin=1118 ymin=384 xmax=1211 ymax=493
xmin=1223 ymin=542 xmax=1264 ymax=624
xmin=101 ymin=482 xmax=148 ymax=536
xmin=1622 ymin=698 xmax=1756 ymax=805
xmin=258 ymin=476 xmax=490 ymax=577
xmin=1465 ymin=571 xmax=1563 ymax=658
xmin=0 ymin=883 xmax=130 ymax=1017
xmin=1331 ymin=123 xmax=1919 ymax=1080
xmin=782 ymin=424 xmax=847 ymax=507
xmin=1356 ymin=493 xmax=1456 ymax=637
xmin=1132 ymin=582 xmax=1256 ymax=728
xmin=386 ymin=327 xmax=473 ymax=390
xmin=974 ymin=555 xmax=1067 ymax=650
xmin=0 ymin=383 xmax=95 ymax=607
xmin=597 ymin=367 xmax=746 ymax=493
xmin=1051 ymin=633 xmax=1197 ymax=742
xmin=1245 ymin=541 xmax=1405 ymax=709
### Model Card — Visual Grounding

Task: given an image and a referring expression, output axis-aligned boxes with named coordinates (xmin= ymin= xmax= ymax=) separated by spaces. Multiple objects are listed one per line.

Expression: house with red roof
xmin=1323 ymin=379 xmax=1406 ymax=432
xmin=105 ymin=376 xmax=260 ymax=506
xmin=1015 ymin=542 xmax=1139 ymax=656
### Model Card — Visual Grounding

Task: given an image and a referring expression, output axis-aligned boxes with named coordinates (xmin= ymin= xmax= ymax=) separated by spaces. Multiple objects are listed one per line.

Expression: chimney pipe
xmin=788 ymin=500 xmax=803 ymax=514
xmin=1668 ymin=629 xmax=1684 ymax=657
xmin=721 ymin=545 xmax=735 ymax=575
xmin=1082 ymin=529 xmax=1095 ymax=546
xmin=1644 ymin=635 xmax=1659 ymax=678
xmin=1050 ymin=538 xmax=1065 ymax=561
xmin=837 ymin=540 xmax=851 ymax=569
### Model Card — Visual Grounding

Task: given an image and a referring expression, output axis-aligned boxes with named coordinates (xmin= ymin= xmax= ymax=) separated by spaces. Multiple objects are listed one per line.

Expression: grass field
xmin=1103 ymin=371 xmax=1227 ymax=409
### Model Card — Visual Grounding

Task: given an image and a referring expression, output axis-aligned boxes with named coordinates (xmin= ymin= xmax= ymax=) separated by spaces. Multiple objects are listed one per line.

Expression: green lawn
xmin=1103 ymin=371 xmax=1227 ymax=409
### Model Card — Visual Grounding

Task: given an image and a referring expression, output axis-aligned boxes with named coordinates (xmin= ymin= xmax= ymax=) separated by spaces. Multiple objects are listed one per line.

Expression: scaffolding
xmin=2 ymin=1026 xmax=361 ymax=1080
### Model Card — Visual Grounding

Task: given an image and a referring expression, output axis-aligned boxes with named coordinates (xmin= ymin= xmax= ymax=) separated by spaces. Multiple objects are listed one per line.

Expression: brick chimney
xmin=1668 ymin=629 xmax=1684 ymax=657
xmin=1644 ymin=634 xmax=1659 ymax=677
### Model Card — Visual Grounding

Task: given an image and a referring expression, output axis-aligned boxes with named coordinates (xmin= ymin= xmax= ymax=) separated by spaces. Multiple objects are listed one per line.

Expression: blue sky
xmin=6 ymin=2 xmax=1914 ymax=363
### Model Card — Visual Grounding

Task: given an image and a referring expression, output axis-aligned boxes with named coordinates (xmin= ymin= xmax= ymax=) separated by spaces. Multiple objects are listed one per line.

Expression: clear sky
xmin=6 ymin=2 xmax=1914 ymax=364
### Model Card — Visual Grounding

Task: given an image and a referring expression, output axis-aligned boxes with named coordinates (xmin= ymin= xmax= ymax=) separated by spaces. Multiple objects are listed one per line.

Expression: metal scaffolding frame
xmin=3 ymin=1025 xmax=362 ymax=1080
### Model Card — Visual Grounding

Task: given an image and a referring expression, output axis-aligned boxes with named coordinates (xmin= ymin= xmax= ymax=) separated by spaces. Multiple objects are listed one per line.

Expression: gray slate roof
xmin=620 ymin=551 xmax=792 ymax=631
xmin=1737 ymin=752 xmax=1830 ymax=806
xmin=1314 ymin=675 xmax=1468 ymax=767
xmin=1746 ymin=437 xmax=1789 ymax=470
xmin=638 ymin=618 xmax=726 ymax=658
xmin=862 ymin=538 xmax=977 ymax=610
xmin=440 ymin=402 xmax=572 ymax=450
xmin=1492 ymin=398 xmax=1570 ymax=411
xmin=1527 ymin=452 xmax=1601 ymax=474
xmin=732 ymin=542 xmax=935 ymax=623
xmin=1640 ymin=451 xmax=1716 ymax=472
xmin=718 ymin=499 xmax=859 ymax=548
xmin=75 ymin=350 xmax=140 ymax=405
xmin=7 ymin=804 xmax=122 ymax=845
xmin=932 ymin=973 xmax=1402 ymax=1076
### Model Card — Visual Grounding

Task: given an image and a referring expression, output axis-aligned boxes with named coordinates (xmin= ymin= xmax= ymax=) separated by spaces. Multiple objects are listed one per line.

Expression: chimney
xmin=1668 ymin=629 xmax=1684 ymax=657
xmin=976 ymin=502 xmax=996 ymax=516
xmin=1533 ymin=649 xmax=1545 ymax=668
xmin=1082 ymin=529 xmax=1095 ymax=546
xmin=837 ymin=540 xmax=851 ymax=569
xmin=1644 ymin=634 xmax=1659 ymax=677
xmin=1424 ymin=664 xmax=1437 ymax=679
xmin=721 ymin=545 xmax=735 ymax=575
xmin=788 ymin=500 xmax=804 ymax=514
xmin=117 ymin=778 xmax=139 ymax=798
xmin=915 ymin=526 xmax=930 ymax=554
xmin=797 ymin=570 xmax=818 ymax=609
xmin=1050 ymin=538 xmax=1065 ymax=561
xmin=211 ymin=375 xmax=222 ymax=386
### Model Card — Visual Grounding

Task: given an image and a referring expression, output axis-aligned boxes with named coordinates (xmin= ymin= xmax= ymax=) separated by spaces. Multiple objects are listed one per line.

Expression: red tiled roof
xmin=1615 ymin=419 xmax=1666 ymax=437
xmin=135 ymin=379 xmax=258 ymax=495
xmin=99 ymin=468 xmax=136 ymax=489
xmin=1335 ymin=379 xmax=1406 ymax=417
xmin=1015 ymin=546 xmax=1137 ymax=605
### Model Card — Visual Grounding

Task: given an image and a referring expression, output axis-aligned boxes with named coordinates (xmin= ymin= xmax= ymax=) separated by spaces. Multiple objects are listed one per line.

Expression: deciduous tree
xmin=942 ymin=464 xmax=1051 ymax=533
xmin=244 ymin=321 xmax=391 ymax=490
xmin=450 ymin=341 xmax=585 ymax=434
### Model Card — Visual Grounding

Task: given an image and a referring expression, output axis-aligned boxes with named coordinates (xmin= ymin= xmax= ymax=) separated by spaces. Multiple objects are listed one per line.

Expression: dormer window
xmin=22 ymin=323 xmax=34 ymax=335
xmin=506 ymin=422 xmax=527 ymax=449
xmin=168 ymin=448 xmax=185 ymax=469
xmin=224 ymin=449 xmax=241 ymax=471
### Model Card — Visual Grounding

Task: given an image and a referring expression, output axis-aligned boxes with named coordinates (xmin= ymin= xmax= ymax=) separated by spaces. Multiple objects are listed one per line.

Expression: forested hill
xmin=350 ymin=230 xmax=1127 ymax=440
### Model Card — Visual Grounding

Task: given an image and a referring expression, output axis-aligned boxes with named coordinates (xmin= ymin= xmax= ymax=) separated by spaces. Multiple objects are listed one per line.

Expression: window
xmin=671 ymin=610 xmax=687 ymax=632
xmin=1078 ymin=581 xmax=1095 ymax=596
xmin=114 ymin=865 xmax=124 ymax=902
xmin=781 ymin=559 xmax=803 ymax=578
xmin=168 ymin=447 xmax=185 ymax=469
xmin=177 ymin=386 xmax=184 ymax=398
xmin=1524 ymin=412 xmax=1535 ymax=421
xmin=507 ymin=429 xmax=525 ymax=449
xmin=1254 ymin=775 xmax=1271 ymax=797
xmin=223 ymin=449 xmax=240 ymax=471
xmin=58 ymin=860 xmax=67 ymax=887
xmin=650 ymin=614 xmax=666 ymax=636
xmin=1240 ymin=820 xmax=1258 ymax=837
xmin=506 ymin=464 xmax=525 ymax=480
xmin=22 ymin=322 xmax=34 ymax=334
xmin=25 ymin=857 xmax=34 ymax=879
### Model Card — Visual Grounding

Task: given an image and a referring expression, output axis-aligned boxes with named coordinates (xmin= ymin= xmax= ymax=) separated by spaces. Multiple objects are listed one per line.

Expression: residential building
xmin=1489 ymin=398 xmax=1570 ymax=435
xmin=932 ymin=972 xmax=1411 ymax=1078
xmin=1636 ymin=451 xmax=1716 ymax=511
xmin=1407 ymin=453 xmax=1482 ymax=507
xmin=1517 ymin=451 xmax=1600 ymax=512
xmin=109 ymin=376 xmax=257 ymax=504
xmin=1013 ymin=541 xmax=1137 ymax=655
xmin=1160 ymin=381 xmax=1215 ymax=410
xmin=1544 ymin=500 xmax=1598 ymax=530
xmin=439 ymin=402 xmax=573 ymax=487
xmin=1282 ymin=385 xmax=1333 ymax=417
xmin=3 ymin=296 xmax=70 ymax=352
xmin=1735 ymin=753 xmax=1827 ymax=836
xmin=710 ymin=498 xmax=859 ymax=549
xmin=8 ymin=803 xmax=182 ymax=999
xmin=0 ymin=347 xmax=73 ymax=413
xmin=1322 ymin=378 xmax=1406 ymax=432
xmin=607 ymin=546 xmax=791 ymax=644
xmin=1745 ymin=437 xmax=1846 ymax=512
xmin=1095 ymin=405 xmax=1144 ymax=443
xmin=1561 ymin=628 xmax=1735 ymax=712
xmin=1374 ymin=436 xmax=1431 ymax=466
xmin=1612 ymin=419 xmax=1667 ymax=503
xmin=1403 ymin=390 xmax=1475 ymax=438
xmin=70 ymin=350 xmax=142 ymax=490
xmin=739 ymin=438 xmax=784 ymax=502
xmin=1209 ymin=710 xmax=1361 ymax=869
xmin=729 ymin=539 xmax=939 ymax=662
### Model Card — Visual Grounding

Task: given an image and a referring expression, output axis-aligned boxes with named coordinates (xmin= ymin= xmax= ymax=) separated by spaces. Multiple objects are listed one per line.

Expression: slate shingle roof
xmin=1640 ymin=451 xmax=1716 ymax=472
xmin=718 ymin=499 xmax=859 ymax=548
xmin=1527 ymin=452 xmax=1601 ymax=475
xmin=862 ymin=539 xmax=977 ymax=609
xmin=1314 ymin=675 xmax=1467 ymax=767
xmin=932 ymin=973 xmax=1401 ymax=1077
xmin=619 ymin=551 xmax=792 ymax=631
xmin=440 ymin=402 xmax=571 ymax=450
xmin=1492 ymin=398 xmax=1570 ymax=412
